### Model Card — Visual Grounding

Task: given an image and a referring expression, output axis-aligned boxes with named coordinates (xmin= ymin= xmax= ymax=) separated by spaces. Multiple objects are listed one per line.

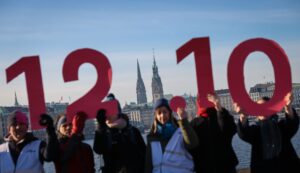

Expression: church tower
xmin=136 ymin=60 xmax=147 ymax=104
xmin=14 ymin=92 xmax=20 ymax=106
xmin=151 ymin=51 xmax=164 ymax=103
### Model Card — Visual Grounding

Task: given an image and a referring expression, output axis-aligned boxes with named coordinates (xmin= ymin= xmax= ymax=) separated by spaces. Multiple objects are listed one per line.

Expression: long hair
xmin=149 ymin=107 xmax=178 ymax=135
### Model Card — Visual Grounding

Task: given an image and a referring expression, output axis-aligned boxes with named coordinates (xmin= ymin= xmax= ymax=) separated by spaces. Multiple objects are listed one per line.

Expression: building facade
xmin=249 ymin=82 xmax=300 ymax=108
xmin=215 ymin=89 xmax=234 ymax=113
xmin=249 ymin=83 xmax=275 ymax=102
xmin=122 ymin=103 xmax=154 ymax=131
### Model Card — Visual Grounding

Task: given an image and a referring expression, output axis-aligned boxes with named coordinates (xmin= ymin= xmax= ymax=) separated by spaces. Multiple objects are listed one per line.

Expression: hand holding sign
xmin=170 ymin=96 xmax=186 ymax=112
xmin=207 ymin=94 xmax=222 ymax=111
xmin=170 ymin=96 xmax=188 ymax=120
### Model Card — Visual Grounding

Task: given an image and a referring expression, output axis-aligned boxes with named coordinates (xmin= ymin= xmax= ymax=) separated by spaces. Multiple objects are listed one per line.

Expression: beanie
xmin=55 ymin=115 xmax=67 ymax=131
xmin=7 ymin=111 xmax=29 ymax=128
xmin=153 ymin=98 xmax=171 ymax=112
xmin=105 ymin=93 xmax=122 ymax=113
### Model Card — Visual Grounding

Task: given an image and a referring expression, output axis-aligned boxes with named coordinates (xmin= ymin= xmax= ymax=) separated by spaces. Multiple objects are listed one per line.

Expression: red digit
xmin=62 ymin=48 xmax=118 ymax=121
xmin=6 ymin=56 xmax=46 ymax=130
xmin=227 ymin=38 xmax=292 ymax=116
xmin=176 ymin=37 xmax=215 ymax=111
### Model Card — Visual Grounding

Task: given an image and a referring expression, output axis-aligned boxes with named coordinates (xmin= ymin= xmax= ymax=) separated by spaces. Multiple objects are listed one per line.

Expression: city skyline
xmin=1 ymin=1 xmax=300 ymax=107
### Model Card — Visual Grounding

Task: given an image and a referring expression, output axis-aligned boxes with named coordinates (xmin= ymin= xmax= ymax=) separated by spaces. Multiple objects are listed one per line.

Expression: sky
xmin=0 ymin=0 xmax=300 ymax=107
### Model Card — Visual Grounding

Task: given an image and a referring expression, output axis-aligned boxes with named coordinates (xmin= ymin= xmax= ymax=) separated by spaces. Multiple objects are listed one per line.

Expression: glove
xmin=71 ymin=111 xmax=87 ymax=135
xmin=96 ymin=109 xmax=107 ymax=128
xmin=39 ymin=114 xmax=54 ymax=127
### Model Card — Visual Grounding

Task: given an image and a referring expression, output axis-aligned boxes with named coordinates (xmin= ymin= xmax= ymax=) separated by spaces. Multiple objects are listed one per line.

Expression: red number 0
xmin=62 ymin=48 xmax=118 ymax=121
xmin=6 ymin=56 xmax=46 ymax=130
xmin=228 ymin=38 xmax=292 ymax=116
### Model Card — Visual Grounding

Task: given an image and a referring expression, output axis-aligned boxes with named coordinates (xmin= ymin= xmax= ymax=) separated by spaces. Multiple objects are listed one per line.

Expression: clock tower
xmin=151 ymin=53 xmax=164 ymax=103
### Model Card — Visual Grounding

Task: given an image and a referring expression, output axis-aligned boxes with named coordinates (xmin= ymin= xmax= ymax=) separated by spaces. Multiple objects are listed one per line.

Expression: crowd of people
xmin=0 ymin=92 xmax=299 ymax=173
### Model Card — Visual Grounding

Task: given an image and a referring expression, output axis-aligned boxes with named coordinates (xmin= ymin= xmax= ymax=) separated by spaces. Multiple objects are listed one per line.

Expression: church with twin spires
xmin=136 ymin=56 xmax=164 ymax=105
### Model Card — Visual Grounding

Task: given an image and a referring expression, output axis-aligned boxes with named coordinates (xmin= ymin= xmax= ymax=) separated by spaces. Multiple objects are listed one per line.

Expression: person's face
xmin=106 ymin=114 xmax=118 ymax=123
xmin=9 ymin=122 xmax=28 ymax=142
xmin=59 ymin=123 xmax=72 ymax=136
xmin=155 ymin=106 xmax=171 ymax=125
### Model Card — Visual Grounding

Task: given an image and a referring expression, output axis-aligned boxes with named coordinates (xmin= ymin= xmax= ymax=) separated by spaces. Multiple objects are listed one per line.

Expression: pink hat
xmin=7 ymin=111 xmax=29 ymax=127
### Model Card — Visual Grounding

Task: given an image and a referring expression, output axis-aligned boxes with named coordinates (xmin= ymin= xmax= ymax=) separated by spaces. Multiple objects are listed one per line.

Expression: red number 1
xmin=176 ymin=37 xmax=215 ymax=109
xmin=6 ymin=56 xmax=46 ymax=130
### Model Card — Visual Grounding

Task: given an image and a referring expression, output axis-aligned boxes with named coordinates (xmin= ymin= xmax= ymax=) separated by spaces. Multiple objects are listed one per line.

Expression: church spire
xmin=151 ymin=50 xmax=164 ymax=103
xmin=136 ymin=59 xmax=147 ymax=105
xmin=152 ymin=49 xmax=159 ymax=78
xmin=137 ymin=59 xmax=142 ymax=79
xmin=14 ymin=92 xmax=20 ymax=106
xmin=153 ymin=48 xmax=157 ymax=67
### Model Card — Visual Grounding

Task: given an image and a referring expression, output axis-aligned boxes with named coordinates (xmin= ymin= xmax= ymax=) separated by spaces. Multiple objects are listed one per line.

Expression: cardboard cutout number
xmin=6 ymin=56 xmax=46 ymax=130
xmin=176 ymin=37 xmax=215 ymax=111
xmin=228 ymin=38 xmax=292 ymax=116
xmin=62 ymin=48 xmax=118 ymax=121
xmin=170 ymin=96 xmax=186 ymax=112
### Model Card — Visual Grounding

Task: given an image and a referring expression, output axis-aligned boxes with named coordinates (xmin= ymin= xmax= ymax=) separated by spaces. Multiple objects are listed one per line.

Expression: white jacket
xmin=0 ymin=140 xmax=44 ymax=173
xmin=151 ymin=128 xmax=194 ymax=173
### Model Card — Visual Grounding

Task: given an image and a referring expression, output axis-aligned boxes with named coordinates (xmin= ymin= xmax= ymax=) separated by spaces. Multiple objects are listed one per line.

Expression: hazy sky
xmin=0 ymin=0 xmax=300 ymax=107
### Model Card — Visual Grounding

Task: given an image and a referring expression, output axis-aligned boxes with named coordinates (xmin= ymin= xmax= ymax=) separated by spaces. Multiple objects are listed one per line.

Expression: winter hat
xmin=7 ymin=111 xmax=29 ymax=128
xmin=105 ymin=93 xmax=122 ymax=113
xmin=153 ymin=98 xmax=171 ymax=112
xmin=55 ymin=114 xmax=67 ymax=131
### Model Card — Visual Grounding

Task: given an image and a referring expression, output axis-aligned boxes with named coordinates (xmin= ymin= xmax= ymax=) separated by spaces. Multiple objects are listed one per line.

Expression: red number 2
xmin=6 ymin=56 xmax=46 ymax=129
xmin=62 ymin=48 xmax=118 ymax=121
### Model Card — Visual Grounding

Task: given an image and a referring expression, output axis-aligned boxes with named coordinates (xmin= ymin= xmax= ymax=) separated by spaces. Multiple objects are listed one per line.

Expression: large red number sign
xmin=176 ymin=37 xmax=215 ymax=109
xmin=5 ymin=37 xmax=293 ymax=129
xmin=6 ymin=56 xmax=46 ymax=129
xmin=62 ymin=48 xmax=118 ymax=121
xmin=228 ymin=38 xmax=292 ymax=116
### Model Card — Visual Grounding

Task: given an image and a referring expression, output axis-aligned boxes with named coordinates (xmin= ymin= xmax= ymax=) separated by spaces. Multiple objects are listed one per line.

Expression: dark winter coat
xmin=54 ymin=135 xmax=95 ymax=173
xmin=93 ymin=124 xmax=146 ymax=173
xmin=237 ymin=110 xmax=300 ymax=173
xmin=190 ymin=107 xmax=238 ymax=173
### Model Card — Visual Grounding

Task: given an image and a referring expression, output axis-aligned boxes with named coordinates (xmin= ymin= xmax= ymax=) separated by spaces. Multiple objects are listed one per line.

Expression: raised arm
xmin=233 ymin=103 xmax=257 ymax=143
xmin=39 ymin=114 xmax=60 ymax=162
xmin=93 ymin=109 xmax=112 ymax=154
xmin=177 ymin=107 xmax=199 ymax=150
xmin=282 ymin=92 xmax=299 ymax=138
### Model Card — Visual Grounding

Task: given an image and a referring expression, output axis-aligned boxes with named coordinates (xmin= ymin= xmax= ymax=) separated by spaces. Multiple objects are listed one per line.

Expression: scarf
xmin=156 ymin=121 xmax=177 ymax=140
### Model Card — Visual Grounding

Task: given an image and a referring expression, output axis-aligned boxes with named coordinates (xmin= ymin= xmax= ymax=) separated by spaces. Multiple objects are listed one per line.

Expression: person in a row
xmin=235 ymin=92 xmax=300 ymax=173
xmin=93 ymin=93 xmax=146 ymax=173
xmin=1 ymin=92 xmax=299 ymax=173
xmin=0 ymin=111 xmax=59 ymax=173
xmin=53 ymin=112 xmax=95 ymax=173
xmin=191 ymin=94 xmax=239 ymax=173
xmin=145 ymin=98 xmax=199 ymax=173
